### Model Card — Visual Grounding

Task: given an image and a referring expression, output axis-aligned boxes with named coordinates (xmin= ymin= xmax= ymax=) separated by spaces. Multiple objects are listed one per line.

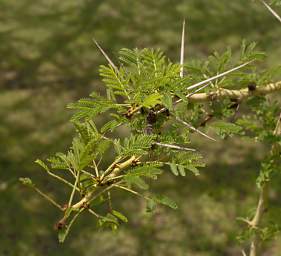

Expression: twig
xmin=113 ymin=184 xmax=150 ymax=201
xmin=33 ymin=186 xmax=63 ymax=210
xmin=103 ymin=175 xmax=124 ymax=183
xmin=107 ymin=191 xmax=113 ymax=212
xmin=59 ymin=210 xmax=82 ymax=243
xmin=248 ymin=112 xmax=281 ymax=256
xmin=46 ymin=170 xmax=80 ymax=192
xmin=88 ymin=208 xmax=102 ymax=218
xmin=68 ymin=170 xmax=80 ymax=207
xmin=81 ymin=169 xmax=95 ymax=178
xmin=92 ymin=160 xmax=99 ymax=177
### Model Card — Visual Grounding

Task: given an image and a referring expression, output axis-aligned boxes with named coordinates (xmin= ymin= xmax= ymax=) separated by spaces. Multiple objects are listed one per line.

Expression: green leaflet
xmin=98 ymin=213 xmax=119 ymax=231
xmin=99 ymin=65 xmax=130 ymax=97
xmin=68 ymin=94 xmax=119 ymax=121
xmin=271 ymin=0 xmax=281 ymax=6
xmin=44 ymin=121 xmax=112 ymax=173
xmin=124 ymin=176 xmax=149 ymax=190
xmin=161 ymin=93 xmax=173 ymax=110
xmin=168 ymin=162 xmax=199 ymax=176
xmin=151 ymin=194 xmax=178 ymax=210
xmin=101 ymin=119 xmax=121 ymax=133
xmin=79 ymin=173 xmax=95 ymax=192
xmin=169 ymin=163 xmax=179 ymax=176
xmin=119 ymin=48 xmax=141 ymax=67
xmin=142 ymin=93 xmax=162 ymax=108
xmin=35 ymin=159 xmax=50 ymax=172
xmin=58 ymin=211 xmax=80 ymax=243
xmin=125 ymin=165 xmax=163 ymax=180
xmin=114 ymin=134 xmax=155 ymax=157
xmin=211 ymin=121 xmax=242 ymax=138
xmin=112 ymin=210 xmax=128 ymax=223
xmin=19 ymin=177 xmax=34 ymax=187
xmin=168 ymin=152 xmax=204 ymax=177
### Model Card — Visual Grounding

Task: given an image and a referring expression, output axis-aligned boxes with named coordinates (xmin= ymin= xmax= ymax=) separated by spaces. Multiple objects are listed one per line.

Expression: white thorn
xmin=174 ymin=116 xmax=217 ymax=142
xmin=260 ymin=0 xmax=281 ymax=23
xmin=154 ymin=142 xmax=196 ymax=152
xmin=93 ymin=38 xmax=117 ymax=70
xmin=180 ymin=19 xmax=186 ymax=78
xmin=186 ymin=60 xmax=253 ymax=91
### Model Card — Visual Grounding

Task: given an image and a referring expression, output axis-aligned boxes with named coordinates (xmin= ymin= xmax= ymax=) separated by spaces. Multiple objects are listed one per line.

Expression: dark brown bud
xmin=62 ymin=204 xmax=68 ymax=211
xmin=147 ymin=111 xmax=157 ymax=124
xmin=140 ymin=107 xmax=146 ymax=114
xmin=80 ymin=202 xmax=90 ymax=209
xmin=54 ymin=219 xmax=66 ymax=230
xmin=248 ymin=82 xmax=256 ymax=91
xmin=229 ymin=102 xmax=239 ymax=109
xmin=131 ymin=159 xmax=141 ymax=167
xmin=164 ymin=109 xmax=170 ymax=116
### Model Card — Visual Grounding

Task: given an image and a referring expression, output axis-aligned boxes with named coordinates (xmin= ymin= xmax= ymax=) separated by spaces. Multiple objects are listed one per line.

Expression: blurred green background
xmin=1 ymin=0 xmax=281 ymax=255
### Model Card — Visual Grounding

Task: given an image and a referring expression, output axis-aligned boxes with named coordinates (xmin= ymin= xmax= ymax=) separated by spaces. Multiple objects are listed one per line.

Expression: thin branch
xmin=248 ymin=112 xmax=281 ymax=256
xmin=248 ymin=185 xmax=267 ymax=256
xmin=88 ymin=208 xmax=102 ymax=218
xmin=59 ymin=209 xmax=82 ymax=243
xmin=46 ymin=170 xmax=79 ymax=192
xmin=33 ymin=186 xmax=63 ymax=210
xmin=68 ymin=171 xmax=80 ymax=207
xmin=107 ymin=191 xmax=113 ymax=212
xmin=92 ymin=160 xmax=99 ymax=177
xmin=113 ymin=184 xmax=150 ymax=201
xmin=103 ymin=175 xmax=125 ymax=183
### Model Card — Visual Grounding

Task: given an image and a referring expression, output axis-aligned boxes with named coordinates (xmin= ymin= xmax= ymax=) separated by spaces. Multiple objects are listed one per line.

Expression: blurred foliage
xmin=1 ymin=0 xmax=281 ymax=255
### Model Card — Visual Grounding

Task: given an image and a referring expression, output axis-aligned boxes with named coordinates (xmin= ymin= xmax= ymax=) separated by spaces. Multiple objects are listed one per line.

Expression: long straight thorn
xmin=92 ymin=38 xmax=117 ymax=70
xmin=180 ymin=19 xmax=186 ymax=78
xmin=260 ymin=0 xmax=281 ymax=23
xmin=186 ymin=60 xmax=253 ymax=91
xmin=174 ymin=115 xmax=216 ymax=141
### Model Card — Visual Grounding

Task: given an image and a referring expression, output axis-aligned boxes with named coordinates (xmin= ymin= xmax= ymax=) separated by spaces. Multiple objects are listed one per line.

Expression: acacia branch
xmin=188 ymin=81 xmax=281 ymax=102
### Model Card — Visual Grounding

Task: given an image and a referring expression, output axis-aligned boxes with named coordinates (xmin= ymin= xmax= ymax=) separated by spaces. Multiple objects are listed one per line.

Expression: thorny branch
xmin=247 ymin=113 xmax=281 ymax=256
